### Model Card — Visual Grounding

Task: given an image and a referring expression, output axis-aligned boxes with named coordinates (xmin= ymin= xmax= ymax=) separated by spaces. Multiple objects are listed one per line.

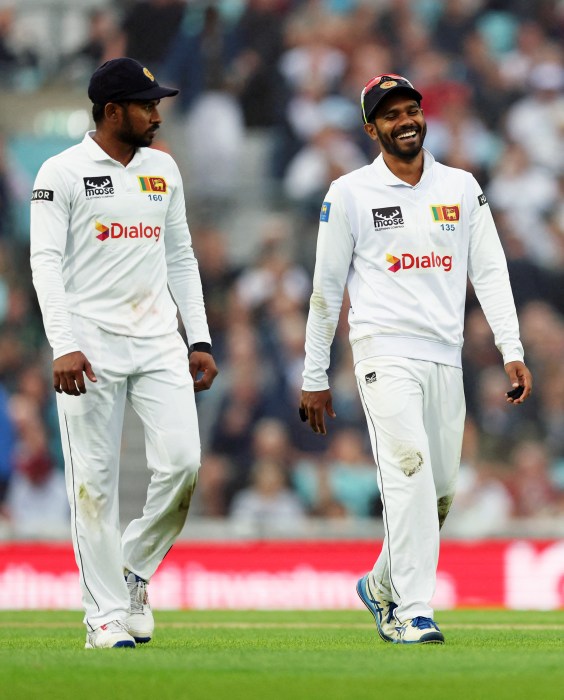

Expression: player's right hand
xmin=53 ymin=351 xmax=97 ymax=395
xmin=299 ymin=389 xmax=336 ymax=435
xmin=189 ymin=351 xmax=218 ymax=393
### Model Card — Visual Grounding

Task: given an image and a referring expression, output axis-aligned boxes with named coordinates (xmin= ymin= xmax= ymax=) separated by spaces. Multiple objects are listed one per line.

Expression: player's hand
xmin=189 ymin=351 xmax=218 ymax=393
xmin=504 ymin=360 xmax=532 ymax=405
xmin=53 ymin=351 xmax=97 ymax=395
xmin=299 ymin=389 xmax=336 ymax=435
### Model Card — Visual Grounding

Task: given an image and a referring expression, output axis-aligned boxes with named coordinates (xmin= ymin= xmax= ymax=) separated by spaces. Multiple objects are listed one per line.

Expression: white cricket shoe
xmin=85 ymin=620 xmax=136 ymax=649
xmin=394 ymin=616 xmax=445 ymax=644
xmin=356 ymin=574 xmax=398 ymax=642
xmin=125 ymin=570 xmax=154 ymax=643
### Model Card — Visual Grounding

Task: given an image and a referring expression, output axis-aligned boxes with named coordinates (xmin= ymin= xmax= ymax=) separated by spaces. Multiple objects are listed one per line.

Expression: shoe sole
xmin=393 ymin=628 xmax=445 ymax=645
xmin=394 ymin=636 xmax=445 ymax=645
xmin=85 ymin=640 xmax=136 ymax=649
xmin=126 ymin=622 xmax=153 ymax=644
xmin=356 ymin=576 xmax=394 ymax=643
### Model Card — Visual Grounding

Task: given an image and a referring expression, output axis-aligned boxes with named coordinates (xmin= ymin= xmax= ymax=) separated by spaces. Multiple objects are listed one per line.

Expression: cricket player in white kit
xmin=299 ymin=74 xmax=532 ymax=644
xmin=30 ymin=58 xmax=218 ymax=649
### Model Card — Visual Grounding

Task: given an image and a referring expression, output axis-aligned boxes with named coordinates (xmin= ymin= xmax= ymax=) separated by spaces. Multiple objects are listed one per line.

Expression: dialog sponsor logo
xmin=95 ymin=221 xmax=161 ymax=242
xmin=386 ymin=252 xmax=453 ymax=272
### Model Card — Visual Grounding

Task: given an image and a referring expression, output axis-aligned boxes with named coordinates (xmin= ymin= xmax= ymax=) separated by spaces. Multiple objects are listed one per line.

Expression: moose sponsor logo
xmin=372 ymin=206 xmax=404 ymax=230
xmin=95 ymin=220 xmax=161 ymax=242
xmin=84 ymin=176 xmax=114 ymax=198
xmin=386 ymin=251 xmax=453 ymax=273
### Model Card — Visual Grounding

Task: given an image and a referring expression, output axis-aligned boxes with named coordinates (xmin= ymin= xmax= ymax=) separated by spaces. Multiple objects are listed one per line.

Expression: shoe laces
xmin=126 ymin=572 xmax=149 ymax=614
xmin=384 ymin=600 xmax=398 ymax=625
xmin=411 ymin=616 xmax=439 ymax=630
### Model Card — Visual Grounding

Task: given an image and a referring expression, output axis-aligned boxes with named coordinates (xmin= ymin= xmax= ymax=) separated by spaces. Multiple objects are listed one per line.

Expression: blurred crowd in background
xmin=0 ymin=0 xmax=564 ymax=539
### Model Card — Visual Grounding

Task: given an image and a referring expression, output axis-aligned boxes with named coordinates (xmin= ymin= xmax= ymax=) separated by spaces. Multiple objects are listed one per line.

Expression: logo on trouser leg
xmin=365 ymin=372 xmax=377 ymax=384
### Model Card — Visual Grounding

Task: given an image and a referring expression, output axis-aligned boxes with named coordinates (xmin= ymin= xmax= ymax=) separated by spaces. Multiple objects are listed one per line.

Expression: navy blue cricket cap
xmin=88 ymin=57 xmax=179 ymax=104
xmin=361 ymin=73 xmax=422 ymax=124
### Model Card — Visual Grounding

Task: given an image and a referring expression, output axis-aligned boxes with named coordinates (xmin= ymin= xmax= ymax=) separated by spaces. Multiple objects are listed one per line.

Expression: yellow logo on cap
xmin=380 ymin=80 xmax=397 ymax=89
xmin=143 ymin=67 xmax=155 ymax=81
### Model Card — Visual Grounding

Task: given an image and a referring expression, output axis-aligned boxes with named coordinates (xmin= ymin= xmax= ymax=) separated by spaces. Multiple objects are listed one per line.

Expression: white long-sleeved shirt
xmin=30 ymin=132 xmax=211 ymax=359
xmin=302 ymin=150 xmax=524 ymax=391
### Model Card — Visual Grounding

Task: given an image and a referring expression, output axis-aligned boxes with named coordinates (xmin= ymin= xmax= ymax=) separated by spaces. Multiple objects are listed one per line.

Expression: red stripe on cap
xmin=363 ymin=73 xmax=409 ymax=92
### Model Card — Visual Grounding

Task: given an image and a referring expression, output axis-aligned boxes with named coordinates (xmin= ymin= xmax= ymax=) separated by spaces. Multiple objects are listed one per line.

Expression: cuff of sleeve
xmin=502 ymin=350 xmax=525 ymax=365
xmin=302 ymin=380 xmax=330 ymax=392
xmin=189 ymin=342 xmax=212 ymax=356
xmin=503 ymin=355 xmax=525 ymax=365
xmin=53 ymin=343 xmax=81 ymax=361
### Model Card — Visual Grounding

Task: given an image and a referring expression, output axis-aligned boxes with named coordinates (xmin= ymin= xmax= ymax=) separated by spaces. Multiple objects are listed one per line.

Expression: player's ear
xmin=364 ymin=122 xmax=378 ymax=142
xmin=105 ymin=102 xmax=121 ymax=122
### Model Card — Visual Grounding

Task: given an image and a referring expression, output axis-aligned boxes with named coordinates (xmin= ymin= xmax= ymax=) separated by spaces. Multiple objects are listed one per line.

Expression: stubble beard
xmin=377 ymin=122 xmax=427 ymax=161
xmin=118 ymin=111 xmax=157 ymax=149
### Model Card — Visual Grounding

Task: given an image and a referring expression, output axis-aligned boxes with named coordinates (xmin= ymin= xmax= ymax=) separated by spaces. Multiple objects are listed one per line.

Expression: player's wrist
xmin=188 ymin=342 xmax=212 ymax=356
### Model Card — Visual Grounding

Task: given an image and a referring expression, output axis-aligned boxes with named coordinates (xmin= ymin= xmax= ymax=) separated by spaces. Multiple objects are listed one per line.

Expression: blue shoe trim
xmin=133 ymin=636 xmax=151 ymax=643
xmin=393 ymin=633 xmax=445 ymax=645
xmin=356 ymin=575 xmax=395 ymax=643
xmin=112 ymin=640 xmax=136 ymax=648
xmin=393 ymin=617 xmax=445 ymax=644
xmin=411 ymin=616 xmax=441 ymax=630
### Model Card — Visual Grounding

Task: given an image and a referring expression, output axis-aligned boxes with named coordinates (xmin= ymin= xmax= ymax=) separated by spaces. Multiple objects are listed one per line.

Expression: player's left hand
xmin=189 ymin=352 xmax=218 ymax=393
xmin=504 ymin=360 xmax=532 ymax=405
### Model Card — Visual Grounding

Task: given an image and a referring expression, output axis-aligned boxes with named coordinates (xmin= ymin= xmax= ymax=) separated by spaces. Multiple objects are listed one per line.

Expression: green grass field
xmin=1 ymin=609 xmax=563 ymax=700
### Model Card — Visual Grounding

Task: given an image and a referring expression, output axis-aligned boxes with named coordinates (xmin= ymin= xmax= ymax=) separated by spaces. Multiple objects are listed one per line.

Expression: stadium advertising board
xmin=0 ymin=540 xmax=562 ymax=610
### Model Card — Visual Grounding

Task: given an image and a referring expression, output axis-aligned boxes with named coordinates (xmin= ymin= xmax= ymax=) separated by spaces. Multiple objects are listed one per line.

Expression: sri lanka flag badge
xmin=138 ymin=176 xmax=167 ymax=194
xmin=431 ymin=204 xmax=460 ymax=222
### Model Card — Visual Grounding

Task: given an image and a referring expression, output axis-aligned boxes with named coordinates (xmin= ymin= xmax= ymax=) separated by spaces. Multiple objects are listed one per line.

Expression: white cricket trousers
xmin=56 ymin=315 xmax=201 ymax=630
xmin=355 ymin=356 xmax=465 ymax=623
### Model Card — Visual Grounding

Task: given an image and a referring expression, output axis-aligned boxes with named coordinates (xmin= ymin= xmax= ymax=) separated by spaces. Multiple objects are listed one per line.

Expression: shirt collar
xmin=372 ymin=148 xmax=435 ymax=187
xmin=82 ymin=131 xmax=149 ymax=167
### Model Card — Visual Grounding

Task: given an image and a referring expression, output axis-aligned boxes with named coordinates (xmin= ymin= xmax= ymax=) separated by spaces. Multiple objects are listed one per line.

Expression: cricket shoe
xmin=125 ymin=570 xmax=154 ymax=643
xmin=394 ymin=616 xmax=445 ymax=644
xmin=85 ymin=620 xmax=136 ymax=649
xmin=356 ymin=574 xmax=398 ymax=642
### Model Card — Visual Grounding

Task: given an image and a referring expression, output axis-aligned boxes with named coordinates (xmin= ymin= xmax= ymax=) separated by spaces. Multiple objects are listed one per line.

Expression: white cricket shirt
xmin=30 ymin=132 xmax=211 ymax=359
xmin=303 ymin=150 xmax=524 ymax=391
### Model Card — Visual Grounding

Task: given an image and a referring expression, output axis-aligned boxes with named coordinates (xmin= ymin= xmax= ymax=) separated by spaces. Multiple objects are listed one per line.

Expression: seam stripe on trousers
xmin=357 ymin=380 xmax=401 ymax=602
xmin=64 ymin=412 xmax=100 ymax=624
